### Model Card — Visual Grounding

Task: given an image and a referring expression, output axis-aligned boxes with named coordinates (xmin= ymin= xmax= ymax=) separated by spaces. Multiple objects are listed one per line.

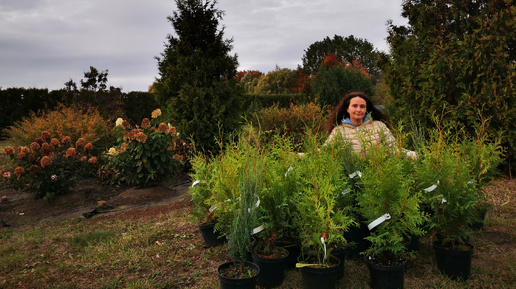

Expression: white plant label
xmin=191 ymin=180 xmax=201 ymax=187
xmin=441 ymin=197 xmax=448 ymax=204
xmin=368 ymin=213 xmax=391 ymax=231
xmin=341 ymin=189 xmax=351 ymax=195
xmin=349 ymin=171 xmax=362 ymax=179
xmin=252 ymin=224 xmax=265 ymax=235
xmin=320 ymin=236 xmax=327 ymax=261
xmin=209 ymin=198 xmax=232 ymax=213
xmin=423 ymin=180 xmax=439 ymax=192
xmin=285 ymin=166 xmax=294 ymax=177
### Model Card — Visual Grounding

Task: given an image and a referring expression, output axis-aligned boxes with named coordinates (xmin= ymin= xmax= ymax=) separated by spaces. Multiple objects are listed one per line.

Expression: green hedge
xmin=241 ymin=93 xmax=312 ymax=113
xmin=0 ymin=88 xmax=62 ymax=138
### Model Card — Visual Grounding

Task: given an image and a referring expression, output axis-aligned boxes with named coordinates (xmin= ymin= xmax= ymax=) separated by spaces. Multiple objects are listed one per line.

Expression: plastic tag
xmin=349 ymin=171 xmax=362 ymax=179
xmin=423 ymin=184 xmax=437 ymax=192
xmin=252 ymin=224 xmax=264 ymax=234
xmin=285 ymin=166 xmax=293 ymax=177
xmin=210 ymin=198 xmax=232 ymax=213
xmin=191 ymin=180 xmax=201 ymax=187
xmin=423 ymin=180 xmax=439 ymax=192
xmin=320 ymin=236 xmax=327 ymax=261
xmin=368 ymin=213 xmax=391 ymax=231
xmin=341 ymin=189 xmax=351 ymax=195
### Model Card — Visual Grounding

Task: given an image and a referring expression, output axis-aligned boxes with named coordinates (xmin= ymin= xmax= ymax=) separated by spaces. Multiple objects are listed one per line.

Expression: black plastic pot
xmin=365 ymin=255 xmax=407 ymax=289
xmin=404 ymin=234 xmax=420 ymax=252
xmin=218 ymin=261 xmax=260 ymax=289
xmin=433 ymin=241 xmax=474 ymax=280
xmin=297 ymin=255 xmax=341 ymax=289
xmin=198 ymin=222 xmax=225 ymax=246
xmin=330 ymin=248 xmax=348 ymax=280
xmin=275 ymin=241 xmax=301 ymax=270
xmin=251 ymin=248 xmax=289 ymax=288
xmin=470 ymin=208 xmax=488 ymax=231
xmin=344 ymin=223 xmax=370 ymax=258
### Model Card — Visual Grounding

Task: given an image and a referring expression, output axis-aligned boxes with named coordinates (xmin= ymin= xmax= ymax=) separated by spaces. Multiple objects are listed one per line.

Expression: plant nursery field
xmin=0 ymin=177 xmax=514 ymax=288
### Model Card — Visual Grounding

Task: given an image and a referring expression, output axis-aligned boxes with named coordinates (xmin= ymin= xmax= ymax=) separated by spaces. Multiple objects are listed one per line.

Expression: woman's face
xmin=346 ymin=97 xmax=367 ymax=126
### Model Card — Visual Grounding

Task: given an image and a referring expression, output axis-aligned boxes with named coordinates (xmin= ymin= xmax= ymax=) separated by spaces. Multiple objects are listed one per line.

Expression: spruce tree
xmin=155 ymin=0 xmax=243 ymax=154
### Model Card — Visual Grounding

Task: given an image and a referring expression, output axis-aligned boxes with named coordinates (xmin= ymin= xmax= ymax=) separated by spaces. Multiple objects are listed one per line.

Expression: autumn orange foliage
xmin=4 ymin=104 xmax=113 ymax=152
xmin=320 ymin=53 xmax=370 ymax=78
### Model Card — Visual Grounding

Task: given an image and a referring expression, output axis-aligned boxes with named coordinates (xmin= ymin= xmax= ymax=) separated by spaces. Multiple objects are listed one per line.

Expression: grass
xmin=0 ymin=179 xmax=515 ymax=288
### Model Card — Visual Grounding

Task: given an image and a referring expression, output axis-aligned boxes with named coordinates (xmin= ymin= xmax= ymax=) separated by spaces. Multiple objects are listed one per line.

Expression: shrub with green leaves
xmin=415 ymin=124 xmax=479 ymax=247
xmin=188 ymin=153 xmax=217 ymax=225
xmin=229 ymin=161 xmax=261 ymax=269
xmin=1 ymin=132 xmax=99 ymax=200
xmin=357 ymin=142 xmax=425 ymax=264
xmin=104 ymin=109 xmax=190 ymax=187
xmin=311 ymin=59 xmax=375 ymax=108
xmin=252 ymin=133 xmax=303 ymax=255
xmin=252 ymin=102 xmax=327 ymax=150
xmin=294 ymin=134 xmax=356 ymax=266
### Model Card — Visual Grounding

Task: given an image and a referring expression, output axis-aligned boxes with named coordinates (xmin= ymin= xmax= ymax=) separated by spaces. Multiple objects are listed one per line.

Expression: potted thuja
xmin=250 ymin=146 xmax=301 ymax=287
xmin=217 ymin=165 xmax=261 ymax=289
xmin=294 ymin=145 xmax=355 ymax=289
xmin=357 ymin=146 xmax=426 ymax=289
xmin=416 ymin=126 xmax=481 ymax=281
xmin=257 ymin=134 xmax=303 ymax=272
xmin=333 ymin=137 xmax=370 ymax=258
xmin=189 ymin=153 xmax=226 ymax=246
xmin=462 ymin=126 xmax=503 ymax=231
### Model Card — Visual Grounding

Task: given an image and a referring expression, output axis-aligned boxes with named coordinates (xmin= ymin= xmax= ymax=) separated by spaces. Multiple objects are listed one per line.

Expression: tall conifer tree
xmin=384 ymin=0 xmax=515 ymax=169
xmin=155 ymin=0 xmax=242 ymax=154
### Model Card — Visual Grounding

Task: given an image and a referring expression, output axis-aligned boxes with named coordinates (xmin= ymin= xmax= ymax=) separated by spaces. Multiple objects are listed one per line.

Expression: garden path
xmin=0 ymin=174 xmax=192 ymax=227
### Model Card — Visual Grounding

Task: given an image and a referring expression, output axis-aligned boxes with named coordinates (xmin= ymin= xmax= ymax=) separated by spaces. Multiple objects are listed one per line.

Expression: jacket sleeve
xmin=376 ymin=121 xmax=418 ymax=159
xmin=324 ymin=126 xmax=340 ymax=146
xmin=375 ymin=121 xmax=396 ymax=147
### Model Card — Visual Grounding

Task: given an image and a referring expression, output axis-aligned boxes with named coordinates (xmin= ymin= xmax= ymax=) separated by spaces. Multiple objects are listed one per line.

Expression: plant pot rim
xmin=364 ymin=254 xmax=408 ymax=268
xmin=217 ymin=260 xmax=260 ymax=280
xmin=297 ymin=254 xmax=341 ymax=269
xmin=252 ymin=246 xmax=289 ymax=259
xmin=433 ymin=240 xmax=474 ymax=252
xmin=198 ymin=221 xmax=217 ymax=227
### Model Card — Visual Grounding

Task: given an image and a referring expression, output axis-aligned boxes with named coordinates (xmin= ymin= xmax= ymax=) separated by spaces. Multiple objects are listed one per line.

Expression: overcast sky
xmin=0 ymin=0 xmax=408 ymax=92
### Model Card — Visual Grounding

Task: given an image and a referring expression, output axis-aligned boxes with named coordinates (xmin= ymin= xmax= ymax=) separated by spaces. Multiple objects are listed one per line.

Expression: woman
xmin=324 ymin=92 xmax=416 ymax=158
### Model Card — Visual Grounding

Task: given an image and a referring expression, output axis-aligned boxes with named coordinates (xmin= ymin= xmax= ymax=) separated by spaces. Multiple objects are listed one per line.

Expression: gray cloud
xmin=0 ymin=0 xmax=407 ymax=92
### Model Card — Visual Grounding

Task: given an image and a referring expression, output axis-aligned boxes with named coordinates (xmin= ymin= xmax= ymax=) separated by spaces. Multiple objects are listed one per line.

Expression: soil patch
xmin=0 ymin=174 xmax=192 ymax=227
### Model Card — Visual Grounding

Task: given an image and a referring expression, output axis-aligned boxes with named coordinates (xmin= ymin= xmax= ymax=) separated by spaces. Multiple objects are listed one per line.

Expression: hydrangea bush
xmin=1 ymin=132 xmax=99 ymax=200
xmin=103 ymin=109 xmax=191 ymax=187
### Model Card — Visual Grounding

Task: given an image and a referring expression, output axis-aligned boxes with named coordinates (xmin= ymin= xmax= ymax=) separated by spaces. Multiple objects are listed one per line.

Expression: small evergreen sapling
xmin=228 ymin=163 xmax=260 ymax=274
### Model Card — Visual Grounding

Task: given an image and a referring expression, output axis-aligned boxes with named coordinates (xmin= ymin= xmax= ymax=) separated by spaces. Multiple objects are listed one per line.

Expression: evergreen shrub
xmin=251 ymin=102 xmax=327 ymax=150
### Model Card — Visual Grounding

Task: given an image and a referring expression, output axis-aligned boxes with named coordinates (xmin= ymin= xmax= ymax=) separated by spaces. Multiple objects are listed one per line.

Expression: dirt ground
xmin=0 ymin=175 xmax=513 ymax=229
xmin=0 ymin=174 xmax=193 ymax=227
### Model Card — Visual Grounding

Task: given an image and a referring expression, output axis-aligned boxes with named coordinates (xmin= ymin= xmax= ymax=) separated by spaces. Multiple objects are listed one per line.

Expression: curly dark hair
xmin=325 ymin=91 xmax=391 ymax=135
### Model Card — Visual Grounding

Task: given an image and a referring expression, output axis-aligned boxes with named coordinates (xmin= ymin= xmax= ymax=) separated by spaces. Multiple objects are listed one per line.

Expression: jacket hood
xmin=342 ymin=113 xmax=371 ymax=127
